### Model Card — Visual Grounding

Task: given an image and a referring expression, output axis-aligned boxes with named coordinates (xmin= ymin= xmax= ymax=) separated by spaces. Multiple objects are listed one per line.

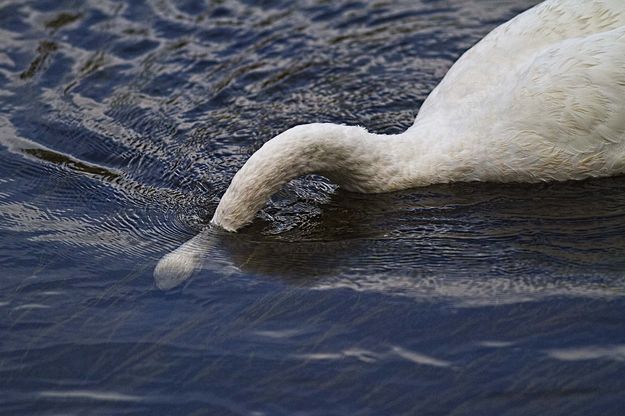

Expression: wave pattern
xmin=2 ymin=0 xmax=625 ymax=415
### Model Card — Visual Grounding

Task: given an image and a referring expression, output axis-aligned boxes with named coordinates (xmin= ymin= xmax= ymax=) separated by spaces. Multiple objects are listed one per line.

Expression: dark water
xmin=2 ymin=0 xmax=625 ymax=414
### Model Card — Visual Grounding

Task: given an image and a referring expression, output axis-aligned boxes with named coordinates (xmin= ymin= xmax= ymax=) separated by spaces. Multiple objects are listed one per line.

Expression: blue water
xmin=2 ymin=0 xmax=625 ymax=414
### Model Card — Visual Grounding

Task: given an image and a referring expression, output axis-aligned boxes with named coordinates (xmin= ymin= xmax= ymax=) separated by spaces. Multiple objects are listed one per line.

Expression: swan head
xmin=153 ymin=247 xmax=202 ymax=290
xmin=153 ymin=231 xmax=215 ymax=290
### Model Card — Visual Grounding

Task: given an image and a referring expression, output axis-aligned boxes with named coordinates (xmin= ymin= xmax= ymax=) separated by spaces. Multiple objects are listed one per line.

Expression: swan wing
xmin=417 ymin=0 xmax=625 ymax=120
xmin=492 ymin=26 xmax=625 ymax=180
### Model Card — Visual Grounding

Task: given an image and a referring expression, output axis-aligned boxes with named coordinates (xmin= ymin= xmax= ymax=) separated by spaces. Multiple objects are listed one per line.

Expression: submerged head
xmin=153 ymin=231 xmax=214 ymax=290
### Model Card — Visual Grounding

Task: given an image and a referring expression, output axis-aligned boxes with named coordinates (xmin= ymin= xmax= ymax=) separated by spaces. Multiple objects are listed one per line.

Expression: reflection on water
xmin=546 ymin=345 xmax=625 ymax=362
xmin=1 ymin=0 xmax=625 ymax=414
xmin=159 ymin=178 xmax=625 ymax=305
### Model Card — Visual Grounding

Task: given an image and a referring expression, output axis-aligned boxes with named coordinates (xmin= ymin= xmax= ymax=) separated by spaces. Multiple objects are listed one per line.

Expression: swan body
xmin=155 ymin=0 xmax=625 ymax=286
xmin=212 ymin=0 xmax=625 ymax=232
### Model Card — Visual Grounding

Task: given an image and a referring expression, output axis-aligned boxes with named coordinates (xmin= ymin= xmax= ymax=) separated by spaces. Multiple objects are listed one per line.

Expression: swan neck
xmin=210 ymin=123 xmax=404 ymax=231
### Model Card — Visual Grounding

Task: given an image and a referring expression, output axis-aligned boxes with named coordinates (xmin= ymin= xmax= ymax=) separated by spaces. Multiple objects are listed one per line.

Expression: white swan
xmin=155 ymin=0 xmax=625 ymax=287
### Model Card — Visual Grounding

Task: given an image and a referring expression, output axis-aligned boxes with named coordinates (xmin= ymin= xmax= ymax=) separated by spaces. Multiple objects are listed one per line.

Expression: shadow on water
xmin=161 ymin=176 xmax=625 ymax=306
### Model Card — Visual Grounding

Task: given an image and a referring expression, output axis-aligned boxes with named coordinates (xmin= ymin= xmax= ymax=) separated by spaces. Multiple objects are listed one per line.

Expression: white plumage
xmin=155 ymin=0 xmax=625 ymax=286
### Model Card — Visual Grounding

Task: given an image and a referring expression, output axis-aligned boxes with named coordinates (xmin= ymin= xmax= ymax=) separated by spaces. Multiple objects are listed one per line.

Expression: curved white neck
xmin=210 ymin=123 xmax=442 ymax=231
xmin=154 ymin=122 xmax=468 ymax=288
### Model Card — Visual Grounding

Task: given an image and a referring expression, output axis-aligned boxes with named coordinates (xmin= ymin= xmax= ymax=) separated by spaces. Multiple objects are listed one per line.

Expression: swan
xmin=154 ymin=0 xmax=625 ymax=288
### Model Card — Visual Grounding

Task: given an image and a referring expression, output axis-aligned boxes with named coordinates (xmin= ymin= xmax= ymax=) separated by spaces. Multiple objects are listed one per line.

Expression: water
xmin=1 ymin=0 xmax=625 ymax=414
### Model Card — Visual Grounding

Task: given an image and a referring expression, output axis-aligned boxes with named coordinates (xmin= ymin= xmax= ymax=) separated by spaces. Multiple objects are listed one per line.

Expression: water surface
xmin=2 ymin=0 xmax=625 ymax=414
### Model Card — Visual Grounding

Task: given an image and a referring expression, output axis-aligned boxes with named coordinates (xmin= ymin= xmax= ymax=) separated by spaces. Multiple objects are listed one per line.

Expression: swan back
xmin=413 ymin=1 xmax=625 ymax=183
xmin=417 ymin=0 xmax=625 ymax=121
